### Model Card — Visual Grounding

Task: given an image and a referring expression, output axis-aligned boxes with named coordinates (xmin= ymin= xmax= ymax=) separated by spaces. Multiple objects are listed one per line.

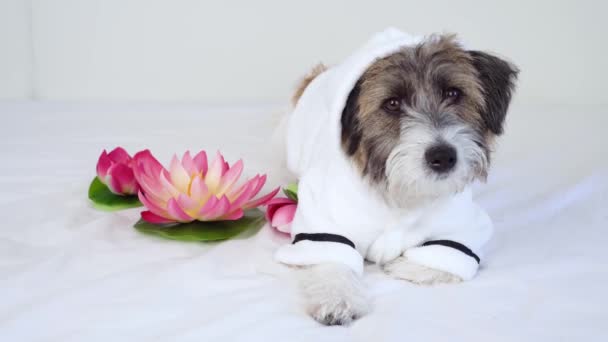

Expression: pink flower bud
xmin=265 ymin=197 xmax=297 ymax=234
xmin=96 ymin=147 xmax=139 ymax=195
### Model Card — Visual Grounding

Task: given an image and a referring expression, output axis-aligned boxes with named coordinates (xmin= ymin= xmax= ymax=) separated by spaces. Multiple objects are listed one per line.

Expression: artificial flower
xmin=265 ymin=197 xmax=297 ymax=234
xmin=96 ymin=147 xmax=139 ymax=195
xmin=133 ymin=150 xmax=279 ymax=224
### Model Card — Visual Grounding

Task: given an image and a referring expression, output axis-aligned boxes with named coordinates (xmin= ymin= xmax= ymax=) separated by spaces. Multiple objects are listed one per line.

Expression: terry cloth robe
xmin=274 ymin=28 xmax=493 ymax=280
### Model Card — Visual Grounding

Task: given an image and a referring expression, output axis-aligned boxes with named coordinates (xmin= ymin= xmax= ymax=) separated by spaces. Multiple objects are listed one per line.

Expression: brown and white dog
xmin=274 ymin=29 xmax=518 ymax=325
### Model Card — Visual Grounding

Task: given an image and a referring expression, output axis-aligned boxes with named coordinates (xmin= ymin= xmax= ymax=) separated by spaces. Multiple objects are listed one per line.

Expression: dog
xmin=274 ymin=29 xmax=518 ymax=325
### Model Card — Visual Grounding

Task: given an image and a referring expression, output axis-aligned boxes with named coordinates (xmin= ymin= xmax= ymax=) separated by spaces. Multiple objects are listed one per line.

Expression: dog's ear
xmin=469 ymin=51 xmax=518 ymax=135
xmin=291 ymin=63 xmax=327 ymax=106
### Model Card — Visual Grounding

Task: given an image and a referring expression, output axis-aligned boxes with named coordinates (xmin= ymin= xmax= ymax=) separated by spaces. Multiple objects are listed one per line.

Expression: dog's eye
xmin=383 ymin=98 xmax=402 ymax=113
xmin=443 ymin=87 xmax=462 ymax=101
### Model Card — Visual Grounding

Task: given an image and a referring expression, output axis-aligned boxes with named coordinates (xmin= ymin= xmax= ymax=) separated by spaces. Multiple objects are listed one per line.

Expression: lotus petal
xmin=138 ymin=191 xmax=168 ymax=217
xmin=205 ymin=152 xmax=225 ymax=192
xmin=181 ymin=151 xmax=197 ymax=176
xmin=107 ymin=147 xmax=132 ymax=164
xmin=108 ymin=163 xmax=138 ymax=194
xmin=204 ymin=195 xmax=231 ymax=220
xmin=271 ymin=204 xmax=297 ymax=228
xmin=96 ymin=150 xmax=112 ymax=179
xmin=243 ymin=186 xmax=280 ymax=209
xmin=265 ymin=196 xmax=298 ymax=234
xmin=169 ymin=155 xmax=191 ymax=194
xmin=266 ymin=197 xmax=297 ymax=221
xmin=193 ymin=150 xmax=208 ymax=175
xmin=217 ymin=159 xmax=243 ymax=195
xmin=167 ymin=198 xmax=194 ymax=222
xmin=190 ymin=176 xmax=210 ymax=203
xmin=141 ymin=211 xmax=175 ymax=224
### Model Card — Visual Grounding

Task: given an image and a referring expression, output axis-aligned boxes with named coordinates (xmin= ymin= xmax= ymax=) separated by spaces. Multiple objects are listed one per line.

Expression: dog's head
xmin=339 ymin=35 xmax=518 ymax=206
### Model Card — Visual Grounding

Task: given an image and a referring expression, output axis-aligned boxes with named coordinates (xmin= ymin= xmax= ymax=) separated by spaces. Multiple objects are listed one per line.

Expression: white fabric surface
xmin=276 ymin=29 xmax=491 ymax=279
xmin=0 ymin=101 xmax=606 ymax=341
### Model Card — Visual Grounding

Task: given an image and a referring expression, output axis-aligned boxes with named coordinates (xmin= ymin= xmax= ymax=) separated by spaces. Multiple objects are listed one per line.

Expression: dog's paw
xmin=299 ymin=263 xmax=371 ymax=325
xmin=308 ymin=301 xmax=364 ymax=326
xmin=366 ymin=229 xmax=404 ymax=265
xmin=383 ymin=256 xmax=462 ymax=285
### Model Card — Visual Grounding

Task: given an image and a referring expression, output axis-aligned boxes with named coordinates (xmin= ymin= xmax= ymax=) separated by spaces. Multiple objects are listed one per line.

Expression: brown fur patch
xmin=291 ymin=63 xmax=327 ymax=106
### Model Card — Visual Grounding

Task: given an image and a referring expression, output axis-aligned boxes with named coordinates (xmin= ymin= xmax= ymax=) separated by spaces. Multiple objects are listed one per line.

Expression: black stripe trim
xmin=421 ymin=240 xmax=480 ymax=264
xmin=293 ymin=233 xmax=356 ymax=249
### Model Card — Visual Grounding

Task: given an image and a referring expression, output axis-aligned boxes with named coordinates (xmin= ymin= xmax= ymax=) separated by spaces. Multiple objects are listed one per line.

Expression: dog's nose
xmin=425 ymin=144 xmax=457 ymax=173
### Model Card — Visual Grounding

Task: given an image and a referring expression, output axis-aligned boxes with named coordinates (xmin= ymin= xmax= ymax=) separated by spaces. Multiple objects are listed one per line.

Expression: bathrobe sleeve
xmin=403 ymin=189 xmax=493 ymax=280
xmin=274 ymin=167 xmax=370 ymax=276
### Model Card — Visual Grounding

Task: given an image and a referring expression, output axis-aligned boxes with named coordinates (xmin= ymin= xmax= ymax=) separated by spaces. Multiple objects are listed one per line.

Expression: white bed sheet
xmin=0 ymin=101 xmax=606 ymax=341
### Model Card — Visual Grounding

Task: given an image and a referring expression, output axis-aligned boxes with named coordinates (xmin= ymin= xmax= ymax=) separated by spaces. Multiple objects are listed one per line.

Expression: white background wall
xmin=1 ymin=0 xmax=606 ymax=105
xmin=0 ymin=0 xmax=31 ymax=99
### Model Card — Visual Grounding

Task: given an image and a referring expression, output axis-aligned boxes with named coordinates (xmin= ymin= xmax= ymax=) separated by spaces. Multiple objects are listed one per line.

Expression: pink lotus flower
xmin=266 ymin=197 xmax=297 ymax=233
xmin=133 ymin=150 xmax=279 ymax=224
xmin=96 ymin=147 xmax=139 ymax=195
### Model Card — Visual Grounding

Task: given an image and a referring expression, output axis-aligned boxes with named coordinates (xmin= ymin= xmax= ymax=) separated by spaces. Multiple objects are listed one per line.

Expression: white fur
xmin=365 ymin=229 xmax=405 ymax=265
xmin=365 ymin=223 xmax=425 ymax=265
xmin=405 ymin=244 xmax=481 ymax=281
xmin=298 ymin=263 xmax=371 ymax=325
xmin=385 ymin=111 xmax=487 ymax=207
xmin=384 ymin=256 xmax=463 ymax=285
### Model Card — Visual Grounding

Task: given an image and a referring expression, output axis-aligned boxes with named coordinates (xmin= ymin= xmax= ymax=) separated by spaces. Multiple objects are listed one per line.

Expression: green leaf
xmin=88 ymin=177 xmax=142 ymax=211
xmin=133 ymin=209 xmax=266 ymax=242
xmin=286 ymin=182 xmax=298 ymax=194
xmin=283 ymin=182 xmax=299 ymax=202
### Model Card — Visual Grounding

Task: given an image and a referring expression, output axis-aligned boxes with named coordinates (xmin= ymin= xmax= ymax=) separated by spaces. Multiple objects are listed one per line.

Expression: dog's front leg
xmin=384 ymin=254 xmax=464 ymax=285
xmin=385 ymin=200 xmax=494 ymax=285
xmin=297 ymin=262 xmax=370 ymax=325
xmin=384 ymin=226 xmax=492 ymax=285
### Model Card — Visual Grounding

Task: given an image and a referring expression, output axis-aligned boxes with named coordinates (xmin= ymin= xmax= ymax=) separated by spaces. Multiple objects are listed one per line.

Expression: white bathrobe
xmin=274 ymin=29 xmax=493 ymax=280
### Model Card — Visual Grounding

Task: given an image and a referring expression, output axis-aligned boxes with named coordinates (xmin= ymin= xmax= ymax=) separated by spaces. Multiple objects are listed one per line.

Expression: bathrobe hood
xmin=286 ymin=28 xmax=422 ymax=176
